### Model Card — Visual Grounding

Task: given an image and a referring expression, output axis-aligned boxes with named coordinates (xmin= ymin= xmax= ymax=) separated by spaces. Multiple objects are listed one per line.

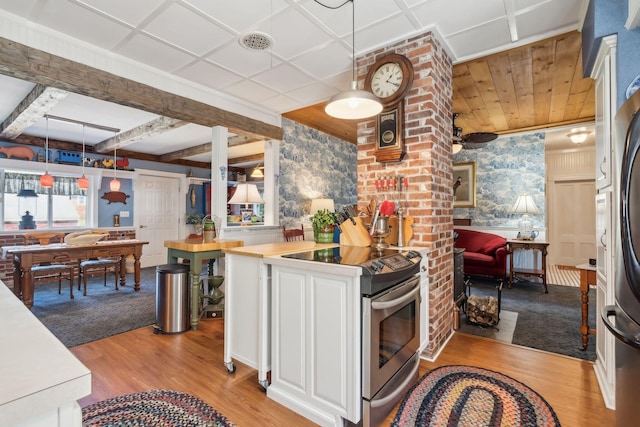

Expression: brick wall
xmin=357 ymin=31 xmax=454 ymax=358
xmin=0 ymin=229 xmax=136 ymax=289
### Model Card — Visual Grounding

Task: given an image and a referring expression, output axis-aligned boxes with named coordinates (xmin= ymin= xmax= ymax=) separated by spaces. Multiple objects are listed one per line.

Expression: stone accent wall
xmin=0 ymin=229 xmax=136 ymax=289
xmin=357 ymin=31 xmax=454 ymax=358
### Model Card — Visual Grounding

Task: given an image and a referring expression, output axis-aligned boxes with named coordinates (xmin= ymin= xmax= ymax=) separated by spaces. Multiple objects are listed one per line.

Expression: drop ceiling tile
xmin=206 ymin=41 xmax=275 ymax=77
xmin=78 ymin=0 xmax=166 ymax=27
xmin=260 ymin=94 xmax=303 ymax=114
xmin=26 ymin=1 xmax=132 ymax=50
xmin=184 ymin=0 xmax=289 ymax=33
xmin=286 ymin=81 xmax=336 ymax=105
xmin=176 ymin=61 xmax=244 ymax=90
xmin=268 ymin=8 xmax=333 ymax=60
xmin=447 ymin=19 xmax=513 ymax=61
xmin=252 ymin=63 xmax=315 ymax=93
xmin=355 ymin=14 xmax=415 ymax=53
xmin=225 ymin=80 xmax=280 ymax=103
xmin=515 ymin=0 xmax=582 ymax=40
xmin=114 ymin=33 xmax=196 ymax=72
xmin=143 ymin=3 xmax=234 ymax=56
xmin=0 ymin=0 xmax=39 ymax=17
xmin=291 ymin=41 xmax=351 ymax=80
xmin=412 ymin=0 xmax=506 ymax=37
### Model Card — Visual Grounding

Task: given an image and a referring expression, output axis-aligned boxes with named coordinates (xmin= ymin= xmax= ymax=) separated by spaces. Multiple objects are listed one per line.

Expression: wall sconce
xmin=568 ymin=128 xmax=590 ymax=144
xmin=452 ymin=143 xmax=463 ymax=154
xmin=250 ymin=164 xmax=264 ymax=178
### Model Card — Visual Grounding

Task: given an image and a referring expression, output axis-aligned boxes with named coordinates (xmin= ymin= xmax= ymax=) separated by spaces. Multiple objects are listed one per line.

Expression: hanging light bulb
xmin=110 ymin=146 xmax=121 ymax=191
xmin=77 ymin=124 xmax=89 ymax=189
xmin=40 ymin=116 xmax=54 ymax=188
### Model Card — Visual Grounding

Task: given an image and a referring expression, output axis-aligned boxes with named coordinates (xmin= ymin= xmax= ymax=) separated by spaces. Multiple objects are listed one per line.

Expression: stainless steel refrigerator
xmin=603 ymin=87 xmax=640 ymax=427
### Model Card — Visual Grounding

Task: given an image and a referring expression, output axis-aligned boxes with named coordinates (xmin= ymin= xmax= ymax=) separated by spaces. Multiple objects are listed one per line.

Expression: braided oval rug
xmin=392 ymin=365 xmax=561 ymax=427
xmin=82 ymin=389 xmax=235 ymax=427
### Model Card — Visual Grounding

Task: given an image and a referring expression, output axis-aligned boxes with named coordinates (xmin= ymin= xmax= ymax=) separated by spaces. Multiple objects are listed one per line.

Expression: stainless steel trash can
xmin=154 ymin=264 xmax=190 ymax=334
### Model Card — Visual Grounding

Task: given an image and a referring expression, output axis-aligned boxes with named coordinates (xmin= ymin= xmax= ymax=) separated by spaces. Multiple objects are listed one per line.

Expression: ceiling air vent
xmin=238 ymin=32 xmax=273 ymax=51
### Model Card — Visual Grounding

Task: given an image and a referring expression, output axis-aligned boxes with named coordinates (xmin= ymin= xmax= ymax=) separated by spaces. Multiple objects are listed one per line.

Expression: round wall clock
xmin=364 ymin=53 xmax=414 ymax=107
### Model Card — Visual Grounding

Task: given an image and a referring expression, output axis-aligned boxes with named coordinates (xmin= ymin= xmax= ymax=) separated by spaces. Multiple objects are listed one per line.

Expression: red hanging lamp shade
xmin=40 ymin=173 xmax=54 ymax=188
xmin=77 ymin=175 xmax=89 ymax=189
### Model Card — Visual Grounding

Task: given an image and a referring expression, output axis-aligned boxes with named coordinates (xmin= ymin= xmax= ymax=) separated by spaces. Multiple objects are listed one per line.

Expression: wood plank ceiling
xmin=286 ymin=31 xmax=595 ymax=144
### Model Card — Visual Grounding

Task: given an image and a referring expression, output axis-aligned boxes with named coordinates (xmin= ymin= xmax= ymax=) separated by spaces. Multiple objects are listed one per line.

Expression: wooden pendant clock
xmin=365 ymin=53 xmax=414 ymax=163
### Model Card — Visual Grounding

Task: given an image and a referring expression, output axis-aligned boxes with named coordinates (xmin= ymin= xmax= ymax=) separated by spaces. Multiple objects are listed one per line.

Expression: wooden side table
xmin=507 ymin=239 xmax=550 ymax=293
xmin=576 ymin=263 xmax=597 ymax=349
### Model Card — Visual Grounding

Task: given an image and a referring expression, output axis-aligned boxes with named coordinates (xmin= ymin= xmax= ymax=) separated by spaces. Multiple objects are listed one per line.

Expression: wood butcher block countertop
xmin=164 ymin=238 xmax=244 ymax=252
xmin=223 ymin=241 xmax=338 ymax=258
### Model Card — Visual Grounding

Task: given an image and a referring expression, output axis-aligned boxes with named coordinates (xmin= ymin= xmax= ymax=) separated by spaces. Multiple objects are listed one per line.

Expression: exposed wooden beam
xmin=9 ymin=135 xmax=210 ymax=169
xmin=160 ymin=142 xmax=211 ymax=162
xmin=93 ymin=117 xmax=188 ymax=153
xmin=160 ymin=134 xmax=264 ymax=162
xmin=230 ymin=153 xmax=264 ymax=165
xmin=0 ymin=37 xmax=282 ymax=141
xmin=0 ymin=85 xmax=68 ymax=138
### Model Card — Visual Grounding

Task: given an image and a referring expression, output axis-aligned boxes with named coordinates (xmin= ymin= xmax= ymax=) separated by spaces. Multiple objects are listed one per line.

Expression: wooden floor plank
xmin=70 ymin=321 xmax=614 ymax=427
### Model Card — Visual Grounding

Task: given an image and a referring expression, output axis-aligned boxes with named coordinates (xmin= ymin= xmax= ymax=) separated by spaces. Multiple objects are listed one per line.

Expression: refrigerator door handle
xmin=602 ymin=305 xmax=640 ymax=349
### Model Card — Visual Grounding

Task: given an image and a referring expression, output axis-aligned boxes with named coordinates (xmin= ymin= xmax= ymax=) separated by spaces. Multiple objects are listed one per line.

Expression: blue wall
xmin=583 ymin=0 xmax=640 ymax=107
xmin=452 ymin=133 xmax=546 ymax=229
xmin=280 ymin=118 xmax=357 ymax=227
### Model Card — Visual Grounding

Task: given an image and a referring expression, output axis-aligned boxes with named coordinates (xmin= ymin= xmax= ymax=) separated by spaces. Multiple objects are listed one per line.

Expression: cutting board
xmin=339 ymin=217 xmax=372 ymax=247
xmin=385 ymin=215 xmax=414 ymax=247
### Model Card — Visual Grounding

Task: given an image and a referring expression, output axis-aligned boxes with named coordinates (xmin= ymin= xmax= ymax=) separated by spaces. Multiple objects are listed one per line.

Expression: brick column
xmin=357 ymin=31 xmax=454 ymax=358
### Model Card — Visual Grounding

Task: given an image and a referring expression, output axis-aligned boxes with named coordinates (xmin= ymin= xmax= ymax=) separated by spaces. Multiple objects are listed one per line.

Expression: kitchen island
xmin=164 ymin=238 xmax=244 ymax=330
xmin=0 ymin=281 xmax=91 ymax=426
xmin=222 ymin=241 xmax=338 ymax=389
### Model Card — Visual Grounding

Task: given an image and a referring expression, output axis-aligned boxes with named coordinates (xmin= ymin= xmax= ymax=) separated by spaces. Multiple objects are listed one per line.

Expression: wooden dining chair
xmin=283 ymin=225 xmax=305 ymax=242
xmin=22 ymin=232 xmax=75 ymax=299
xmin=78 ymin=257 xmax=120 ymax=296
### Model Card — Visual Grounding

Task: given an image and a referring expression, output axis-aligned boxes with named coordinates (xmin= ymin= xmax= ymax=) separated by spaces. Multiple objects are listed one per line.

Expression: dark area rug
xmin=464 ymin=277 xmax=596 ymax=361
xmin=29 ymin=267 xmax=157 ymax=348
xmin=82 ymin=389 xmax=235 ymax=427
xmin=393 ymin=365 xmax=560 ymax=427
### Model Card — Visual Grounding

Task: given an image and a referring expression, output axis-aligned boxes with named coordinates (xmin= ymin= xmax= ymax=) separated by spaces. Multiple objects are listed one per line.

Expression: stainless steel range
xmin=282 ymin=246 xmax=422 ymax=426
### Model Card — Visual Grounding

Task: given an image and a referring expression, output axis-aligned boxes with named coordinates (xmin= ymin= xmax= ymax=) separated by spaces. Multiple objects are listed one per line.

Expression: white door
xmin=135 ymin=173 xmax=181 ymax=267
xmin=550 ymin=179 xmax=596 ymax=266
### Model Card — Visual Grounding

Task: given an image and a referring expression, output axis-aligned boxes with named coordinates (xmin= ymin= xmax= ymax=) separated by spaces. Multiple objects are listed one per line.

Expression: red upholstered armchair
xmin=454 ymin=229 xmax=507 ymax=283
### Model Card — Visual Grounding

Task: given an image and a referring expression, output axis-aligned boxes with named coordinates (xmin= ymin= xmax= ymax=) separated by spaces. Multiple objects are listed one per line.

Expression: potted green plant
xmin=186 ymin=213 xmax=204 ymax=235
xmin=310 ymin=208 xmax=336 ymax=243
xmin=203 ymin=218 xmax=216 ymax=241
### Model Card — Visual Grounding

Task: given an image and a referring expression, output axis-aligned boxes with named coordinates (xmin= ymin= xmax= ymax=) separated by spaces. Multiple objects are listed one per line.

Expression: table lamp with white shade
xmin=310 ymin=198 xmax=335 ymax=215
xmin=510 ymin=194 xmax=540 ymax=239
xmin=228 ymin=183 xmax=264 ymax=225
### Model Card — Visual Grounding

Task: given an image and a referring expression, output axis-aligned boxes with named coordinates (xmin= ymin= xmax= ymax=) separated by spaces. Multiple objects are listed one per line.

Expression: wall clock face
xmin=365 ymin=53 xmax=414 ymax=107
xmin=371 ymin=62 xmax=404 ymax=99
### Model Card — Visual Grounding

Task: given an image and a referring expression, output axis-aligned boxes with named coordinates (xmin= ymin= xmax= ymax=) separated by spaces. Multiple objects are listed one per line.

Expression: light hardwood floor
xmin=71 ymin=320 xmax=614 ymax=426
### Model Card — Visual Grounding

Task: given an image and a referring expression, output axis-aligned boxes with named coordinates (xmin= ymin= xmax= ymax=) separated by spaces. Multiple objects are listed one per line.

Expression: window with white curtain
xmin=1 ymin=171 xmax=91 ymax=230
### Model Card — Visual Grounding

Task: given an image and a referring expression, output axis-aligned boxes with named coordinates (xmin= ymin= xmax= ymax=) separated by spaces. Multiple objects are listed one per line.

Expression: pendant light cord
xmin=45 ymin=116 xmax=49 ymax=172
xmin=313 ymin=0 xmax=356 ymax=82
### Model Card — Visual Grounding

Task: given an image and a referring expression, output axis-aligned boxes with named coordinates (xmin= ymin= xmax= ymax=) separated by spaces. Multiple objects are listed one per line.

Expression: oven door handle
xmin=371 ymin=280 xmax=420 ymax=311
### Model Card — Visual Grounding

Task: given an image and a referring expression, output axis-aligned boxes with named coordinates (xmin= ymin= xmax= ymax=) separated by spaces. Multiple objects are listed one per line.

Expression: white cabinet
xmin=267 ymin=260 xmax=362 ymax=426
xmin=591 ymin=34 xmax=617 ymax=410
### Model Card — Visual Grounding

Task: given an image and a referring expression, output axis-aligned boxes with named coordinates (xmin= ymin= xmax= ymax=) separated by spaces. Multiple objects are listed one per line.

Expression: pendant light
xmin=110 ymin=146 xmax=121 ymax=191
xmin=40 ymin=116 xmax=54 ymax=188
xmin=77 ymin=124 xmax=89 ymax=189
xmin=324 ymin=0 xmax=382 ymax=120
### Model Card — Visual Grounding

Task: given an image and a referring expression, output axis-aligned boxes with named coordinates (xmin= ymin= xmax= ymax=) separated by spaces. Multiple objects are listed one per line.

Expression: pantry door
xmin=135 ymin=172 xmax=182 ymax=268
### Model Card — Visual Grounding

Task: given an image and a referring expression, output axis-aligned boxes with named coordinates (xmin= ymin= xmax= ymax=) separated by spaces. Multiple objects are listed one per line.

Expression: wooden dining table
xmin=2 ymin=239 xmax=148 ymax=309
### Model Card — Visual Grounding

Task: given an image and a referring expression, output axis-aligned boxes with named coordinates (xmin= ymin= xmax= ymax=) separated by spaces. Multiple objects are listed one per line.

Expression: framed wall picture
xmin=453 ymin=162 xmax=476 ymax=208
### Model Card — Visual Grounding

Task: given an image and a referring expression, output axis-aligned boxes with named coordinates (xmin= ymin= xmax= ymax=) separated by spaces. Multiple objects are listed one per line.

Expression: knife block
xmin=339 ymin=217 xmax=372 ymax=247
